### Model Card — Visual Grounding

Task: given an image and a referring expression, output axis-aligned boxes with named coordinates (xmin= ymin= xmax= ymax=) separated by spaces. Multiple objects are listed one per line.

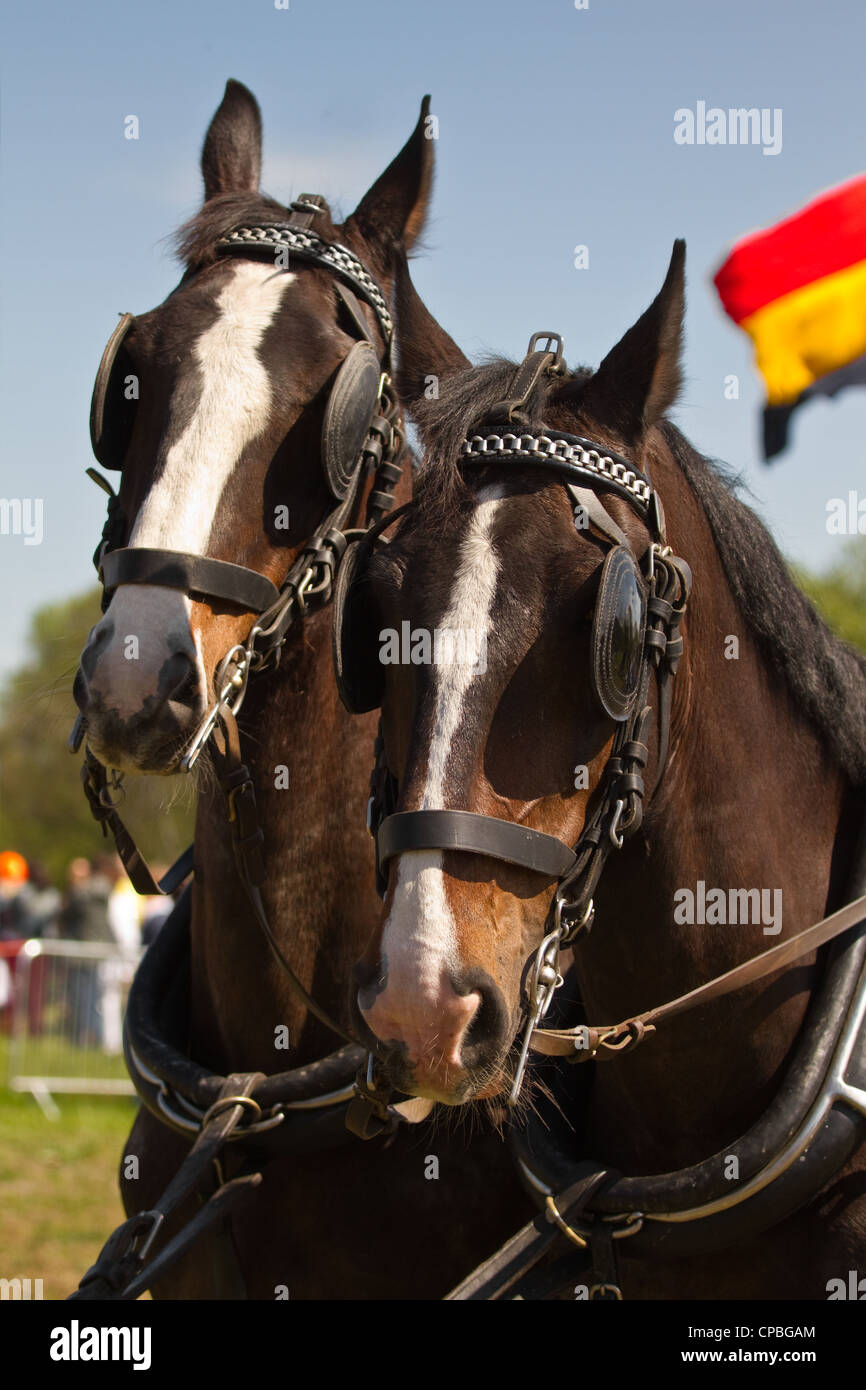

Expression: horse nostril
xmin=354 ymin=957 xmax=388 ymax=1013
xmin=72 ymin=666 xmax=89 ymax=713
xmin=162 ymin=651 xmax=201 ymax=708
xmin=454 ymin=975 xmax=509 ymax=1070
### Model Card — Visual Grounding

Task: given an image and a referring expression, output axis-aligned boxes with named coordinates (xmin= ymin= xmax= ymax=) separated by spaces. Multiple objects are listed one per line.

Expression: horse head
xmin=75 ymin=79 xmax=434 ymax=776
xmin=338 ymin=243 xmax=690 ymax=1104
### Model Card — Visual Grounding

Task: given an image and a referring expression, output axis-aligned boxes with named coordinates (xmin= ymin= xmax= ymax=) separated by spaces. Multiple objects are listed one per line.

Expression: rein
xmin=533 ymin=887 xmax=866 ymax=1060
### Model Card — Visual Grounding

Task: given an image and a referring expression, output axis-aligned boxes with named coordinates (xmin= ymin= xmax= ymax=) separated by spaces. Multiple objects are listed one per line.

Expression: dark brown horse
xmin=338 ymin=245 xmax=866 ymax=1297
xmin=72 ymin=80 xmax=528 ymax=1299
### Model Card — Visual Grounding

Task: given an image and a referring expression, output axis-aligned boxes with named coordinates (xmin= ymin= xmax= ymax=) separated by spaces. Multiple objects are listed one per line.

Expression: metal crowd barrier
xmin=6 ymin=939 xmax=142 ymax=1117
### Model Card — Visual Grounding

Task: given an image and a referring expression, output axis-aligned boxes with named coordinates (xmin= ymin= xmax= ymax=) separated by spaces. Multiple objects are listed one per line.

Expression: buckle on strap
xmin=225 ymin=775 xmax=255 ymax=824
xmin=73 ymin=1209 xmax=165 ymax=1294
xmin=590 ymin=1282 xmax=623 ymax=1301
xmin=526 ymin=332 xmax=565 ymax=374
xmin=487 ymin=333 xmax=566 ymax=425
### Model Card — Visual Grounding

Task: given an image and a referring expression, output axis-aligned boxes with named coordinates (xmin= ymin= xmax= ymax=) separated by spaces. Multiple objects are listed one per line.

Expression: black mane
xmin=659 ymin=420 xmax=866 ymax=784
xmin=409 ymin=359 xmax=866 ymax=785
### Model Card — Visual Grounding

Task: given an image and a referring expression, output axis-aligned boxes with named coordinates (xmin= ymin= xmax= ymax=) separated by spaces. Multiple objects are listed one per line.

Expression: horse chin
xmin=83 ymin=719 xmax=192 ymax=777
xmin=380 ymin=1055 xmax=508 ymax=1107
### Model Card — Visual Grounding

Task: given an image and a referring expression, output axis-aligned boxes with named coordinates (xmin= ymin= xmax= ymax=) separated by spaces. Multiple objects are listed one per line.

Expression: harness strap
xmin=286 ymin=194 xmax=327 ymax=232
xmin=533 ymin=888 xmax=866 ymax=1057
xmin=81 ymin=749 xmax=194 ymax=897
xmin=566 ymin=483 xmax=632 ymax=549
xmin=68 ymin=1071 xmax=264 ymax=1301
xmin=117 ymin=1174 xmax=260 ymax=1301
xmin=335 ymin=280 xmax=375 ymax=345
xmin=445 ymin=1166 xmax=612 ymax=1300
xmin=486 ymin=336 xmax=564 ymax=425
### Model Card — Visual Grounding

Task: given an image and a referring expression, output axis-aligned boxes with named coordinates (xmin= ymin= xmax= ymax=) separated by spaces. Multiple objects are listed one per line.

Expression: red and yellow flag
xmin=713 ymin=174 xmax=866 ymax=457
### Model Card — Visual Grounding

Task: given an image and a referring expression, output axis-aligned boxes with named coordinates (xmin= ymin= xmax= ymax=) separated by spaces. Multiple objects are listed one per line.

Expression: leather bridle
xmin=74 ymin=201 xmax=407 ymax=1042
xmin=357 ymin=334 xmax=692 ymax=1100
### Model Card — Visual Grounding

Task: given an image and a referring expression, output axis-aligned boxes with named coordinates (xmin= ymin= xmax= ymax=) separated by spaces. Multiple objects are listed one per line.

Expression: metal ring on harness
xmin=199 ymin=1094 xmax=263 ymax=1128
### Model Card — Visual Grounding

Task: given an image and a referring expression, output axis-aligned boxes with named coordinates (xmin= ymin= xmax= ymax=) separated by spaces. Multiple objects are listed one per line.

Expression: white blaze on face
xmin=101 ymin=263 xmax=294 ymax=707
xmin=132 ymin=261 xmax=293 ymax=551
xmin=379 ymin=486 xmax=507 ymax=1009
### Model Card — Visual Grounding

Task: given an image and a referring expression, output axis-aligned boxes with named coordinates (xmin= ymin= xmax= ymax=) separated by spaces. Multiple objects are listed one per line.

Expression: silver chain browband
xmin=462 ymin=432 xmax=653 ymax=511
xmin=215 ymin=225 xmax=394 ymax=343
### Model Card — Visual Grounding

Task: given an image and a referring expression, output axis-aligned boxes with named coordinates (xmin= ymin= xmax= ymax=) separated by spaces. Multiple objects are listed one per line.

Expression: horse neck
xmin=188 ymin=612 xmax=381 ymax=1072
xmin=571 ymin=450 xmax=849 ymax=1170
xmin=188 ymin=481 xmax=410 ymax=1075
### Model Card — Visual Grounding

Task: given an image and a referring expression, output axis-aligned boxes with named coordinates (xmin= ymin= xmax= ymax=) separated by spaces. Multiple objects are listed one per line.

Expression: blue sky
xmin=1 ymin=0 xmax=864 ymax=683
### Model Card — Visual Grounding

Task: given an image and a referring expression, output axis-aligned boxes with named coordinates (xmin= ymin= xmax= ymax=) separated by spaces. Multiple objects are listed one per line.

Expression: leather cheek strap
xmin=377 ymin=809 xmax=578 ymax=881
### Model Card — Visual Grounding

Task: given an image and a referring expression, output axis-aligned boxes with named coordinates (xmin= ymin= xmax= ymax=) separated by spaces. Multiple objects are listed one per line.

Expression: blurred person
xmin=0 ymin=850 xmax=30 ymax=940
xmin=59 ymin=857 xmax=112 ymax=1047
xmin=100 ymin=855 xmax=142 ymax=1054
xmin=141 ymin=865 xmax=175 ymax=948
xmin=16 ymin=859 xmax=61 ymax=938
xmin=13 ymin=861 xmax=61 ymax=1033
xmin=59 ymin=858 xmax=110 ymax=942
xmin=0 ymin=851 xmax=30 ymax=1015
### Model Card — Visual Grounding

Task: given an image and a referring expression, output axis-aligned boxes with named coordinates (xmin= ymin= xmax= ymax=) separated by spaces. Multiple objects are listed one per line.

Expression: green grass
xmin=0 ymin=1033 xmax=143 ymax=1300
xmin=8 ymin=1031 xmax=132 ymax=1085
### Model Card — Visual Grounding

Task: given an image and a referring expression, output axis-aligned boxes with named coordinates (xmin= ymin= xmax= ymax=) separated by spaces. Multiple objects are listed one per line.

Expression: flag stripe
xmin=714 ymin=173 xmax=866 ymax=322
xmin=740 ymin=257 xmax=866 ymax=405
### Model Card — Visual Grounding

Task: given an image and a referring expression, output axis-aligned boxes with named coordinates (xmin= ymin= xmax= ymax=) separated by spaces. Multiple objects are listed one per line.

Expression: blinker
xmin=590 ymin=546 xmax=647 ymax=723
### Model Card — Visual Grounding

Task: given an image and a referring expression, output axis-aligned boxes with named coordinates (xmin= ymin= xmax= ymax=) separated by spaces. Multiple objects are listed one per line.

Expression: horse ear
xmin=393 ymin=248 xmax=469 ymax=408
xmin=345 ymin=97 xmax=434 ymax=255
xmin=201 ymin=79 xmax=263 ymax=202
xmin=568 ymin=240 xmax=686 ymax=446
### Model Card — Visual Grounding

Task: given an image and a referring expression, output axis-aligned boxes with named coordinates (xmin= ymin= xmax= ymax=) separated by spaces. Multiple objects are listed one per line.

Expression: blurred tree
xmin=795 ymin=536 xmax=866 ymax=655
xmin=0 ymin=589 xmax=194 ymax=886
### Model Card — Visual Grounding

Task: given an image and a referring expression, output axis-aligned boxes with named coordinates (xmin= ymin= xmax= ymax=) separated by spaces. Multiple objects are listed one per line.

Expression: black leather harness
xmin=449 ymin=809 xmax=866 ymax=1299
